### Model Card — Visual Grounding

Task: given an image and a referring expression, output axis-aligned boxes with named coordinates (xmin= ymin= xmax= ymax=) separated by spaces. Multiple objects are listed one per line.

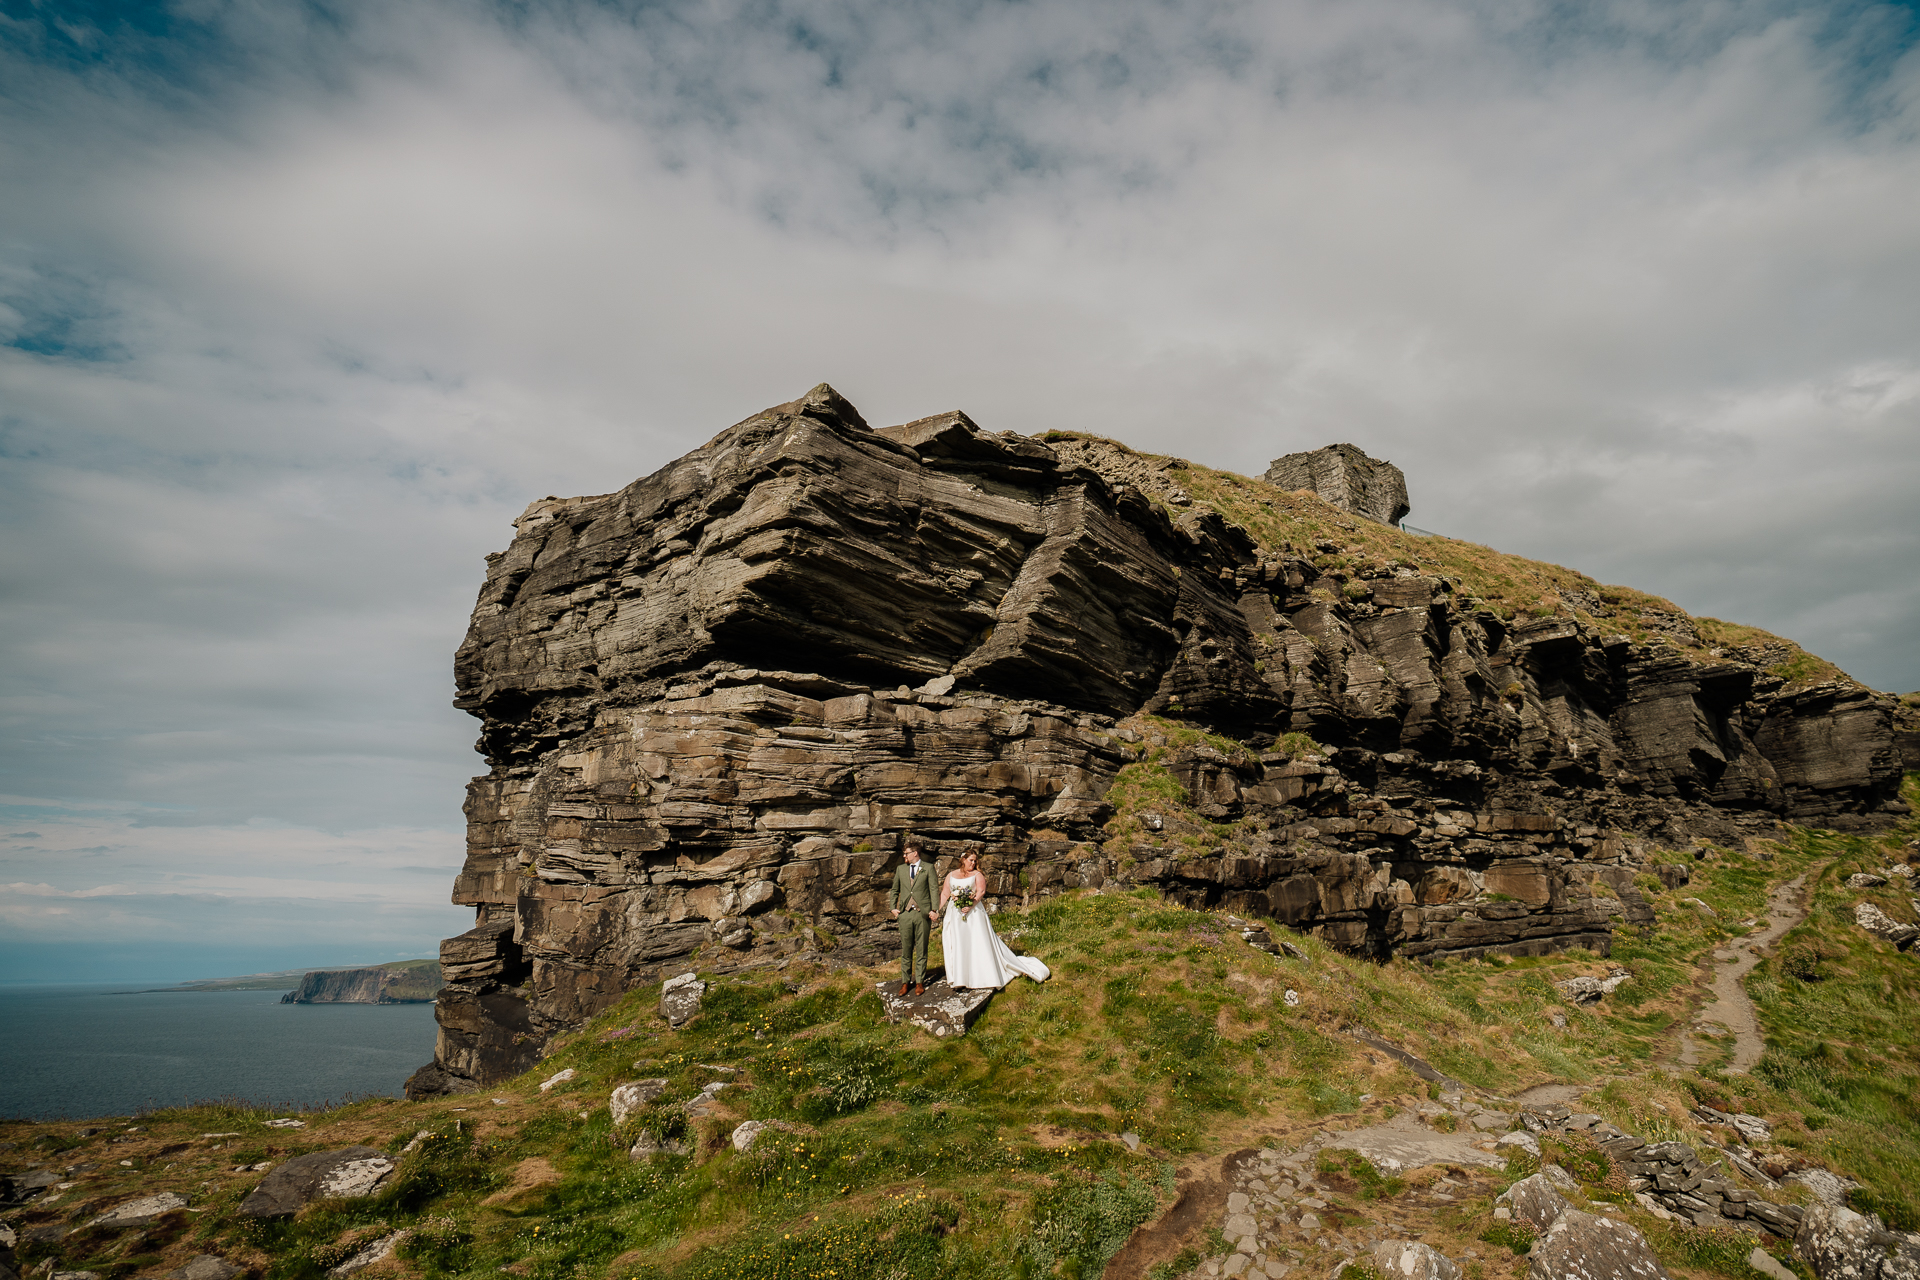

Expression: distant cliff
xmin=280 ymin=960 xmax=440 ymax=1004
xmin=406 ymin=383 xmax=1905 ymax=1097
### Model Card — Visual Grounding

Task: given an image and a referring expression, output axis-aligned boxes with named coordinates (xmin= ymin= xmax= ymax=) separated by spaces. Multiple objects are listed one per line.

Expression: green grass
xmin=1037 ymin=429 xmax=1851 ymax=690
xmin=13 ymin=781 xmax=1918 ymax=1280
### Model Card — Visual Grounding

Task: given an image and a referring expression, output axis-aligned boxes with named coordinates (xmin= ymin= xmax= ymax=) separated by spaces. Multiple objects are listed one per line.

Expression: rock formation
xmin=1265 ymin=443 xmax=1411 ymax=526
xmin=407 ymin=384 xmax=1903 ymax=1096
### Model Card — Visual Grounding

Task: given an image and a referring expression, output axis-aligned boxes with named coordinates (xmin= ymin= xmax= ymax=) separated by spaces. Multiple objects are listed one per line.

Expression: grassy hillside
xmin=6 ymin=780 xmax=1915 ymax=1280
xmin=1040 ymin=431 xmax=1852 ymax=690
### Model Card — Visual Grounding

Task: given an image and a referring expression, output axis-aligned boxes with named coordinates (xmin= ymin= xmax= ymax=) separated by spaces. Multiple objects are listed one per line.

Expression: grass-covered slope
xmin=1040 ymin=431 xmax=1853 ymax=690
xmin=4 ymin=786 xmax=1916 ymax=1280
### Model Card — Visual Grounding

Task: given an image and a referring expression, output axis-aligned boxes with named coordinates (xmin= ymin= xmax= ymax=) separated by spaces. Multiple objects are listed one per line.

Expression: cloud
xmin=1 ymin=0 xmax=1918 ymax=968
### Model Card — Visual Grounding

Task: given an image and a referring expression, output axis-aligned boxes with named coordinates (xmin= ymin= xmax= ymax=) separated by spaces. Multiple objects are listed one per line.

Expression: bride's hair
xmin=958 ymin=849 xmax=979 ymax=870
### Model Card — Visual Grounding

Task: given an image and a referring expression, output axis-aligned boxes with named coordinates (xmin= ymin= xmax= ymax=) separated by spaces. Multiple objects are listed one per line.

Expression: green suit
xmin=889 ymin=860 xmax=937 ymax=984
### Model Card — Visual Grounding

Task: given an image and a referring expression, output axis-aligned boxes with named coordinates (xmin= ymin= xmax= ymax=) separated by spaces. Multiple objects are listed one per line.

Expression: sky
xmin=2 ymin=0 xmax=1917 ymax=983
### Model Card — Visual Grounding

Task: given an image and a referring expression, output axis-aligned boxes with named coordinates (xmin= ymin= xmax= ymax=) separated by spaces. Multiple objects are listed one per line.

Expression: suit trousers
xmin=897 ymin=912 xmax=929 ymax=983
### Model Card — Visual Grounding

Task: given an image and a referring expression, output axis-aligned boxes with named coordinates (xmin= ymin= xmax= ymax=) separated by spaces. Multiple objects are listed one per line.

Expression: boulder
xmin=1495 ymin=1172 xmax=1573 ymax=1232
xmin=237 ymin=1147 xmax=394 ymax=1218
xmin=166 ymin=1257 xmax=244 ymax=1280
xmin=1496 ymin=1131 xmax=1542 ymax=1159
xmin=88 ymin=1192 xmax=190 ymax=1227
xmin=1796 ymin=1203 xmax=1889 ymax=1280
xmin=326 ymin=1230 xmax=407 ymax=1278
xmin=628 ymin=1132 xmax=687 ymax=1160
xmin=873 ymin=979 xmax=994 ymax=1038
xmin=731 ymin=1120 xmax=807 ymax=1152
xmin=537 ymin=1068 xmax=576 ymax=1092
xmin=609 ymin=1079 xmax=671 ymax=1127
xmin=1527 ymin=1210 xmax=1668 ymax=1280
xmin=1367 ymin=1240 xmax=1462 ymax=1280
xmin=660 ymin=973 xmax=705 ymax=1028
xmin=1265 ymin=443 xmax=1411 ymax=527
xmin=1847 ymin=873 xmax=1889 ymax=888
xmin=1854 ymin=903 xmax=1918 ymax=949
xmin=0 ymin=1170 xmax=57 ymax=1206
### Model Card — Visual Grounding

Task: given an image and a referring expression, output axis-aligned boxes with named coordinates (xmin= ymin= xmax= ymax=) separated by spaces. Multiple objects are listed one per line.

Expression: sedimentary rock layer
xmin=408 ymin=384 xmax=1903 ymax=1095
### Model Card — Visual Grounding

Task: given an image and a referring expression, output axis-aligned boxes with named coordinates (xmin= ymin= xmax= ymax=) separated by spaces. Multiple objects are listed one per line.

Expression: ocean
xmin=0 ymin=984 xmax=439 ymax=1122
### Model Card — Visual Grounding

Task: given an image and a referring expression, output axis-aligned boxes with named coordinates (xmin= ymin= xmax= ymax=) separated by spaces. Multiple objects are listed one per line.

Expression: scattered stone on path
xmin=238 ymin=1147 xmax=394 ymax=1218
xmin=1746 ymin=1248 xmax=1796 ymax=1280
xmin=1495 ymin=1173 xmax=1573 ymax=1232
xmin=660 ymin=972 xmax=705 ymax=1027
xmin=1496 ymin=1131 xmax=1541 ymax=1159
xmin=87 ymin=1193 xmax=190 ymax=1227
xmin=872 ymin=979 xmax=993 ymax=1038
xmin=1527 ymin=1210 xmax=1667 ymax=1280
xmin=263 ymin=1119 xmax=305 ymax=1129
xmin=1322 ymin=1111 xmax=1504 ymax=1175
xmin=166 ymin=1256 xmax=243 ymax=1280
xmin=1365 ymin=1240 xmax=1461 ymax=1280
xmin=609 ymin=1079 xmax=670 ymax=1127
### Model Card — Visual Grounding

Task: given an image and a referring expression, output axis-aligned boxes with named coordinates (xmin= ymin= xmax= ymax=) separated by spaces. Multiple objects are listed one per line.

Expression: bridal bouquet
xmin=951 ymin=884 xmax=978 ymax=919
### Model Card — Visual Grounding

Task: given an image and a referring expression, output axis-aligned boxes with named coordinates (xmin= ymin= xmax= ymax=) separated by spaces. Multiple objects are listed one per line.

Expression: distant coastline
xmin=119 ymin=957 xmax=440 ymax=1001
xmin=278 ymin=959 xmax=441 ymax=1004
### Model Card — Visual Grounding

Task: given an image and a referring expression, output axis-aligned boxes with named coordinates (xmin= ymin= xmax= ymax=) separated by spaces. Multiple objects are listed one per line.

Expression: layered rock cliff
xmin=406 ymin=384 xmax=1905 ymax=1096
xmin=281 ymin=962 xmax=440 ymax=1004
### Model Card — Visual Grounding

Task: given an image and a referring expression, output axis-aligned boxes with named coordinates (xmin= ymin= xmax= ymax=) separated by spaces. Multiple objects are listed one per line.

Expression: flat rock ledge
xmin=238 ymin=1147 xmax=394 ymax=1219
xmin=872 ymin=979 xmax=994 ymax=1037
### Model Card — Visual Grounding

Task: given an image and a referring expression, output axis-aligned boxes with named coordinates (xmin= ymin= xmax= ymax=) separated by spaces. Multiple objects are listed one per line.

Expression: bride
xmin=938 ymin=850 xmax=1050 ymax=989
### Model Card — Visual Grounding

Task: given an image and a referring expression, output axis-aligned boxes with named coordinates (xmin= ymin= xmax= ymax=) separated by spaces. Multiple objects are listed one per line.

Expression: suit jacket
xmin=889 ymin=861 xmax=936 ymax=915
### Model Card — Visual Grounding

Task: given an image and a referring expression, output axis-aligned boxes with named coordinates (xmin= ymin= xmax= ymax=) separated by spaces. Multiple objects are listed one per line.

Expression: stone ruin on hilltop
xmin=1265 ymin=442 xmax=1411 ymax=527
xmin=405 ymin=383 xmax=1903 ymax=1097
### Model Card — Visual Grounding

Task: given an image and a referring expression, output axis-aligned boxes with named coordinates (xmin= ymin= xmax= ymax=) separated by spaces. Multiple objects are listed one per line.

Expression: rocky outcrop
xmin=237 ymin=1147 xmax=393 ymax=1218
xmin=280 ymin=964 xmax=439 ymax=1004
xmin=411 ymin=385 xmax=1904 ymax=1093
xmin=1265 ymin=443 xmax=1412 ymax=527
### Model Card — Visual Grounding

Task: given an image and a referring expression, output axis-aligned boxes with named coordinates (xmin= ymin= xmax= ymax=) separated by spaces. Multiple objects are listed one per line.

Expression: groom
xmin=888 ymin=841 xmax=938 ymax=997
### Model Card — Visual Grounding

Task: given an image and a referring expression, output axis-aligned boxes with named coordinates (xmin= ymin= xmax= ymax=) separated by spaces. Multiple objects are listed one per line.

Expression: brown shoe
xmin=914 ymin=983 xmax=924 ymax=996
xmin=898 ymin=982 xmax=911 ymax=997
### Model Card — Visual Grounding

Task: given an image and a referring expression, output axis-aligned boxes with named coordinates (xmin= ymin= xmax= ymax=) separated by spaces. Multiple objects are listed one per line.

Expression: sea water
xmin=0 ymin=984 xmax=439 ymax=1121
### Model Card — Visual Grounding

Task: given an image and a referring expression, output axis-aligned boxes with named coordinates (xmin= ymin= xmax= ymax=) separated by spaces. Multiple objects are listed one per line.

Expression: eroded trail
xmin=1677 ymin=870 xmax=1815 ymax=1073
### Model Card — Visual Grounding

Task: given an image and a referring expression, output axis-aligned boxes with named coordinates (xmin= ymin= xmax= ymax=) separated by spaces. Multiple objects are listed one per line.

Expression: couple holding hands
xmin=887 ymin=841 xmax=1050 ymax=996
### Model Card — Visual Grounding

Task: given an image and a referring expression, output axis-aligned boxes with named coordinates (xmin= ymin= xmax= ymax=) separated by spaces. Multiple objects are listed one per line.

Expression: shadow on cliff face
xmin=412 ymin=384 xmax=1906 ymax=1095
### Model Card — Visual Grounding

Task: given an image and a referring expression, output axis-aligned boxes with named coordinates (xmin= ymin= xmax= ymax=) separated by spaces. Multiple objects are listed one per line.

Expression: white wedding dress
xmin=940 ymin=872 xmax=1050 ymax=989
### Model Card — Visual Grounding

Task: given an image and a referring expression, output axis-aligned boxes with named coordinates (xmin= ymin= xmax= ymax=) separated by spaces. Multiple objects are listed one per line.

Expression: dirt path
xmin=1677 ymin=870 xmax=1814 ymax=1073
